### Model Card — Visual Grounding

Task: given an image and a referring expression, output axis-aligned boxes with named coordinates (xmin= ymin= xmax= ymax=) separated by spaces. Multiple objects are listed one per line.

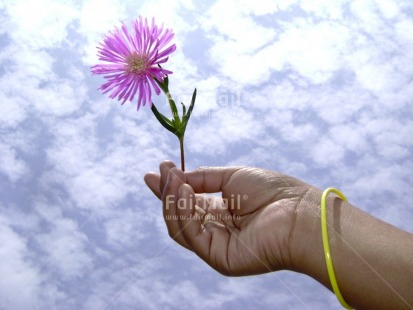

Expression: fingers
xmin=162 ymin=166 xmax=192 ymax=250
xmin=160 ymin=161 xmax=176 ymax=198
xmin=145 ymin=161 xmax=238 ymax=271
xmin=143 ymin=160 xmax=176 ymax=199
xmin=185 ymin=166 xmax=242 ymax=193
xmin=177 ymin=184 xmax=236 ymax=273
xmin=144 ymin=173 xmax=161 ymax=198
xmin=176 ymin=184 xmax=212 ymax=260
xmin=144 ymin=161 xmax=192 ymax=250
xmin=145 ymin=162 xmax=243 ymax=198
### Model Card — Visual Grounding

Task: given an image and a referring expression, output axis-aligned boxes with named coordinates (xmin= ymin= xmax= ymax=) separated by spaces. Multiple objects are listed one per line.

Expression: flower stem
xmin=154 ymin=76 xmax=191 ymax=171
xmin=179 ymin=136 xmax=185 ymax=171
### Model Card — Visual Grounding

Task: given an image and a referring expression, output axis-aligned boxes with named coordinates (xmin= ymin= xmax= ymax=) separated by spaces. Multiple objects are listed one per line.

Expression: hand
xmin=145 ymin=162 xmax=413 ymax=309
xmin=144 ymin=161 xmax=314 ymax=276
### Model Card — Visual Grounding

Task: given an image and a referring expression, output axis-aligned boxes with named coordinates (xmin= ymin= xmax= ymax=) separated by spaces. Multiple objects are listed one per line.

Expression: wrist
xmin=286 ymin=185 xmax=413 ymax=309
xmin=287 ymin=186 xmax=351 ymax=289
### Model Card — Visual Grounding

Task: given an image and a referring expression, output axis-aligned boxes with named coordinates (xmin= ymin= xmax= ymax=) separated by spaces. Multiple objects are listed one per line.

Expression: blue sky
xmin=0 ymin=0 xmax=412 ymax=309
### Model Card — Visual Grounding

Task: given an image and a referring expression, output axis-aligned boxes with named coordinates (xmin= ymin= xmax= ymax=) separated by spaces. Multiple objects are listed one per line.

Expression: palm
xmin=193 ymin=168 xmax=306 ymax=275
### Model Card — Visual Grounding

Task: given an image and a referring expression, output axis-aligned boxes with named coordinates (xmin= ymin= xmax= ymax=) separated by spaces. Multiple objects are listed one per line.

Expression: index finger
xmin=184 ymin=166 xmax=243 ymax=193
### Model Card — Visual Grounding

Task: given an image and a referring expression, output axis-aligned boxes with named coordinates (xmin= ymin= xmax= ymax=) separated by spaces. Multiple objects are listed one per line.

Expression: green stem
xmin=154 ymin=75 xmax=191 ymax=171
xmin=179 ymin=136 xmax=185 ymax=172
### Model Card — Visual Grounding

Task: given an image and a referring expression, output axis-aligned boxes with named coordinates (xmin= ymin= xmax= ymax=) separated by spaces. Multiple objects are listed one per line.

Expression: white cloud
xmin=350 ymin=0 xmax=382 ymax=32
xmin=201 ymin=0 xmax=277 ymax=84
xmin=0 ymin=28 xmax=86 ymax=119
xmin=0 ymin=213 xmax=42 ymax=309
xmin=67 ymin=163 xmax=131 ymax=210
xmin=104 ymin=209 xmax=148 ymax=249
xmin=185 ymin=76 xmax=223 ymax=115
xmin=203 ymin=0 xmax=276 ymax=49
xmin=79 ymin=0 xmax=126 ymax=34
xmin=32 ymin=80 xmax=86 ymax=116
xmin=34 ymin=203 xmax=94 ymax=280
xmin=365 ymin=117 xmax=413 ymax=160
xmin=200 ymin=2 xmax=355 ymax=86
xmin=236 ymin=0 xmax=281 ymax=15
xmin=272 ymin=19 xmax=351 ymax=84
xmin=329 ymin=124 xmax=368 ymax=154
xmin=44 ymin=113 xmax=100 ymax=176
xmin=314 ymin=89 xmax=368 ymax=125
xmin=13 ymin=48 xmax=55 ymax=80
xmin=43 ymin=106 xmax=171 ymax=214
xmin=79 ymin=0 xmax=128 ymax=64
xmin=138 ymin=0 xmax=196 ymax=32
xmin=375 ymin=0 xmax=400 ymax=19
xmin=188 ymin=107 xmax=262 ymax=156
xmin=299 ymin=0 xmax=348 ymax=19
xmin=350 ymin=163 xmax=410 ymax=199
xmin=395 ymin=18 xmax=413 ymax=48
xmin=4 ymin=0 xmax=77 ymax=49
xmin=311 ymin=137 xmax=346 ymax=167
xmin=355 ymin=60 xmax=397 ymax=93
xmin=0 ymin=142 xmax=29 ymax=182
xmin=0 ymin=93 xmax=27 ymax=128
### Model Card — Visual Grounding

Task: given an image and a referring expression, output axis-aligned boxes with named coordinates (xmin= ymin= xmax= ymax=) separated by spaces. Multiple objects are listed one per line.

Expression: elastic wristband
xmin=321 ymin=188 xmax=352 ymax=309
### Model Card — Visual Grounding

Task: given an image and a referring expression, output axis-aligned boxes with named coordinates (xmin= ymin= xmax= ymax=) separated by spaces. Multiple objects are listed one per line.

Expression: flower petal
xmin=91 ymin=16 xmax=176 ymax=109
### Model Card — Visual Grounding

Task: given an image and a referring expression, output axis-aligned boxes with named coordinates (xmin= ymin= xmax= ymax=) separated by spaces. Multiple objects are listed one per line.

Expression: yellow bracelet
xmin=321 ymin=188 xmax=352 ymax=309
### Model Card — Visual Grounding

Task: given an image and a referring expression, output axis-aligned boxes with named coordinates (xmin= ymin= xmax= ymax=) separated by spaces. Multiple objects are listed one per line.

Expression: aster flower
xmin=91 ymin=17 xmax=176 ymax=109
xmin=92 ymin=17 xmax=196 ymax=171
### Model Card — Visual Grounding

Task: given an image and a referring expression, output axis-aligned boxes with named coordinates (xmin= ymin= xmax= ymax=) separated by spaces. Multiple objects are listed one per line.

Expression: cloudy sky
xmin=1 ymin=0 xmax=412 ymax=309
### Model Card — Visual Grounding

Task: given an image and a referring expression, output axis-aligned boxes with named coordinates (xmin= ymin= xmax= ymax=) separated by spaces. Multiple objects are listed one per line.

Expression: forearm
xmin=290 ymin=188 xmax=413 ymax=309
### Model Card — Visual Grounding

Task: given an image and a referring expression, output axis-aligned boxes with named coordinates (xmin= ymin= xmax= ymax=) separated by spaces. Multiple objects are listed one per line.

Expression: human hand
xmin=145 ymin=161 xmax=413 ymax=309
xmin=144 ymin=161 xmax=316 ymax=276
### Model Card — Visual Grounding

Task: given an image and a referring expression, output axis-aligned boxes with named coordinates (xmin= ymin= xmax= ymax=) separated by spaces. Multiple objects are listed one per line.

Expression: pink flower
xmin=91 ymin=17 xmax=176 ymax=109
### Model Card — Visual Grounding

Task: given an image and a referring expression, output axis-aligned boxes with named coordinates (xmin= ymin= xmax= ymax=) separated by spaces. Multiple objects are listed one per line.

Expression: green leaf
xmin=184 ymin=88 xmax=197 ymax=123
xmin=168 ymin=97 xmax=180 ymax=123
xmin=154 ymin=76 xmax=168 ymax=93
xmin=181 ymin=88 xmax=197 ymax=133
xmin=181 ymin=102 xmax=187 ymax=117
xmin=154 ymin=75 xmax=180 ymax=124
xmin=151 ymin=103 xmax=178 ymax=135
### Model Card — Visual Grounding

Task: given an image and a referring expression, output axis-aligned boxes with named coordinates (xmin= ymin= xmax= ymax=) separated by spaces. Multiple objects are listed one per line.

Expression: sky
xmin=0 ymin=0 xmax=412 ymax=309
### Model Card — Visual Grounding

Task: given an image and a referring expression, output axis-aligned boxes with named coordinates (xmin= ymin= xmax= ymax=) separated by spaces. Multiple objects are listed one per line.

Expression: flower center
xmin=125 ymin=52 xmax=149 ymax=74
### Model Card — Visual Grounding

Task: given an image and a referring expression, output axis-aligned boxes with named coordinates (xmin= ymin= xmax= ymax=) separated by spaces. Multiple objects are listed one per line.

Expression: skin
xmin=144 ymin=161 xmax=413 ymax=310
